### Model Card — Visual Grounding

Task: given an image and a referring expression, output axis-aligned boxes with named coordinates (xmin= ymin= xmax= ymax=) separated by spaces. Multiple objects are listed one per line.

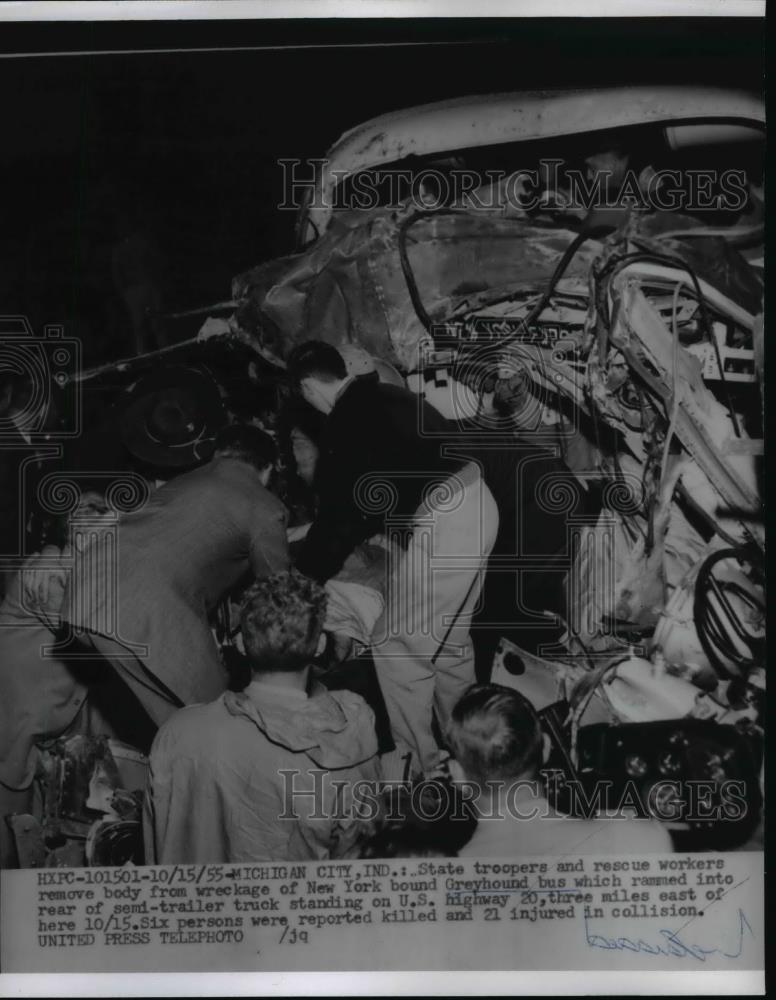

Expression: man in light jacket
xmin=61 ymin=425 xmax=289 ymax=727
xmin=143 ymin=569 xmax=380 ymax=863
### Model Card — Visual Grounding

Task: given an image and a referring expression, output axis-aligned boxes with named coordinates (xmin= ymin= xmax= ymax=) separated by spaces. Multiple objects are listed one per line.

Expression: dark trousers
xmin=320 ymin=652 xmax=395 ymax=756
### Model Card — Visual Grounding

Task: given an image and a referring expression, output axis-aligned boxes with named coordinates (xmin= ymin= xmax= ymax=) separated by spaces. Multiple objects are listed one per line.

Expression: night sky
xmin=0 ymin=18 xmax=764 ymax=366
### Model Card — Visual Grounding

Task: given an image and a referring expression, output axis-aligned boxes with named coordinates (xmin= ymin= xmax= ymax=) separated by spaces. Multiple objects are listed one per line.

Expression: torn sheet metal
xmin=234 ymin=207 xmax=602 ymax=371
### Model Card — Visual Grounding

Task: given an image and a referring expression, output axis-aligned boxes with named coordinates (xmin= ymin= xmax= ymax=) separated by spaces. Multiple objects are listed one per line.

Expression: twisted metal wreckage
xmin=32 ymin=88 xmax=763 ymax=863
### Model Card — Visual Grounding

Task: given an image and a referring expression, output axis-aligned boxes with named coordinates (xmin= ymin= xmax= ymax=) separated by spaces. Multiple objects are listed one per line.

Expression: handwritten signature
xmin=584 ymin=908 xmax=753 ymax=961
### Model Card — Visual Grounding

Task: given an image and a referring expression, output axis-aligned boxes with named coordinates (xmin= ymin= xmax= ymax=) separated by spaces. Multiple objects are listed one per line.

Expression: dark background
xmin=0 ymin=18 xmax=764 ymax=365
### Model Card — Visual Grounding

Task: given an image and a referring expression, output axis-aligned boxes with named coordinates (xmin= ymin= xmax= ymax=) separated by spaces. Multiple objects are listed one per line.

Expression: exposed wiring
xmin=398 ymin=213 xmax=436 ymax=334
xmin=635 ymin=385 xmax=664 ymax=555
xmin=543 ymin=609 xmax=596 ymax=673
xmin=603 ymin=246 xmax=742 ymax=437
xmin=500 ymin=226 xmax=612 ymax=348
xmin=627 ymin=243 xmax=742 ymax=438
xmin=399 ymin=214 xmax=609 ymax=347
xmin=693 ymin=546 xmax=765 ymax=680
xmin=397 ymin=209 xmax=477 ymax=335
xmin=673 ymin=481 xmax=742 ymax=548
xmin=566 ymin=655 xmax=631 ymax=769
xmin=536 ymin=610 xmax=630 ymax=771
xmin=659 ymin=281 xmax=683 ymax=492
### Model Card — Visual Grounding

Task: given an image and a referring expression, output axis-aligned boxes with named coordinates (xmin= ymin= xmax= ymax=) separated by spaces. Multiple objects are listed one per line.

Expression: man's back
xmin=60 ymin=456 xmax=289 ymax=710
xmin=112 ymin=458 xmax=286 ymax=605
xmin=144 ymin=685 xmax=380 ymax=864
xmin=65 ymin=457 xmax=288 ymax=628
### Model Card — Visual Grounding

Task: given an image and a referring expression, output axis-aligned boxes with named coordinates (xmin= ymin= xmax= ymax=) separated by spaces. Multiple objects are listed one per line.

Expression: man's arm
xmin=249 ymin=497 xmax=291 ymax=579
xmin=294 ymin=418 xmax=374 ymax=583
xmin=142 ymin=741 xmax=167 ymax=866
xmin=297 ymin=382 xmax=439 ymax=583
xmin=295 ymin=505 xmax=372 ymax=583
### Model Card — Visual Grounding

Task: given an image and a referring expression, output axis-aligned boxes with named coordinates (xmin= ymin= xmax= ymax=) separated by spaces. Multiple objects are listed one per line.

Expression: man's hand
xmin=423 ymin=750 xmax=454 ymax=783
xmin=286 ymin=522 xmax=312 ymax=543
xmin=328 ymin=631 xmax=354 ymax=664
xmin=20 ymin=551 xmax=67 ymax=616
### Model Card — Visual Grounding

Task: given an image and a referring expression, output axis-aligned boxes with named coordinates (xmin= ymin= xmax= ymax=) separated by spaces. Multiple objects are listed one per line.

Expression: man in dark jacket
xmin=61 ymin=425 xmax=289 ymax=727
xmin=287 ymin=342 xmax=498 ymax=774
xmin=290 ymin=347 xmax=460 ymax=583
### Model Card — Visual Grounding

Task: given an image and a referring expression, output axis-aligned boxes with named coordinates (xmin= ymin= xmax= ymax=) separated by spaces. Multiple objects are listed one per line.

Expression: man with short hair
xmin=143 ymin=569 xmax=380 ymax=863
xmin=448 ymin=684 xmax=673 ymax=857
xmin=287 ymin=341 xmax=499 ymax=774
xmin=61 ymin=425 xmax=289 ymax=726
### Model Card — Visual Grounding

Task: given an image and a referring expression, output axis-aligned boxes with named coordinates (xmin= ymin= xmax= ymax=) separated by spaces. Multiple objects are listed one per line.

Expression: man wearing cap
xmin=61 ymin=424 xmax=290 ymax=727
xmin=286 ymin=341 xmax=498 ymax=775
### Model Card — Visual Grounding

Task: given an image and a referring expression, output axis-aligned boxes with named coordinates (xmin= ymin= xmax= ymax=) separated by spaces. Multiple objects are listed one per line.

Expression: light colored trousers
xmin=371 ymin=462 xmax=498 ymax=773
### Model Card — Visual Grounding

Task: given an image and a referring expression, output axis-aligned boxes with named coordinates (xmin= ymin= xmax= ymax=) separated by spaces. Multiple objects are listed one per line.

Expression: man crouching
xmin=143 ymin=569 xmax=380 ymax=864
